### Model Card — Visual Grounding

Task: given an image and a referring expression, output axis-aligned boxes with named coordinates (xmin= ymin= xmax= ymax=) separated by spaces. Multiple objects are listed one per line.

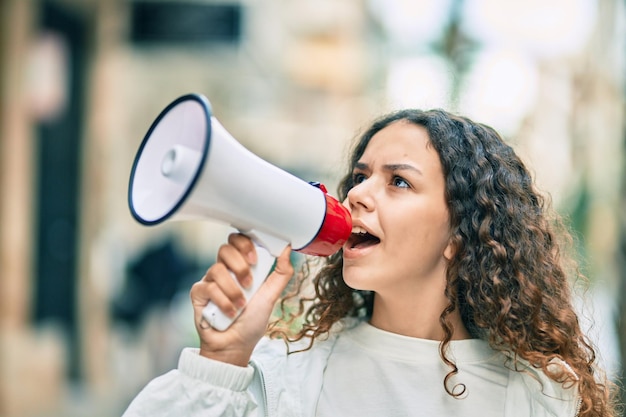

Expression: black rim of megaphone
xmin=128 ymin=93 xmax=212 ymax=225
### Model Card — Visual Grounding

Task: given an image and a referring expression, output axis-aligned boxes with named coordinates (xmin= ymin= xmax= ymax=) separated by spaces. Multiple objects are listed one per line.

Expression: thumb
xmin=255 ymin=245 xmax=294 ymax=305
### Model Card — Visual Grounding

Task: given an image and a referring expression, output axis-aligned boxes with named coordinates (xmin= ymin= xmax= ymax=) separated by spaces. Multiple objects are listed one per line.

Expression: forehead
xmin=360 ymin=121 xmax=438 ymax=165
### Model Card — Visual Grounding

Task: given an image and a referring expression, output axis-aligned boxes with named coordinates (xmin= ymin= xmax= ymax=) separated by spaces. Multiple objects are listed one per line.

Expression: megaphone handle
xmin=201 ymin=243 xmax=278 ymax=331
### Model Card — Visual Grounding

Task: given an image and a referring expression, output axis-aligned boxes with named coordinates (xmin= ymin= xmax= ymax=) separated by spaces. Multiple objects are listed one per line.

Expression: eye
xmin=392 ymin=176 xmax=410 ymax=189
xmin=352 ymin=172 xmax=367 ymax=185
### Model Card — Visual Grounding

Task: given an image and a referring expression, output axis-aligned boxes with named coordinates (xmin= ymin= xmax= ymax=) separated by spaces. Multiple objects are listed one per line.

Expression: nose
xmin=346 ymin=179 xmax=375 ymax=213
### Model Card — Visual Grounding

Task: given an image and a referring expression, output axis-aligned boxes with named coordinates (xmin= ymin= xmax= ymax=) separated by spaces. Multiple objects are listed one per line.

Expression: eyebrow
xmin=354 ymin=162 xmax=423 ymax=175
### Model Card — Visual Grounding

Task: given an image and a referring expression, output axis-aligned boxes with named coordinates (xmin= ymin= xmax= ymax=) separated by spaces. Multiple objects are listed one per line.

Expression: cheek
xmin=391 ymin=208 xmax=450 ymax=254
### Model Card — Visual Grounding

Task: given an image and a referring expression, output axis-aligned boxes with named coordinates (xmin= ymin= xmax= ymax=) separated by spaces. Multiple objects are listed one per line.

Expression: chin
xmin=342 ymin=266 xmax=376 ymax=292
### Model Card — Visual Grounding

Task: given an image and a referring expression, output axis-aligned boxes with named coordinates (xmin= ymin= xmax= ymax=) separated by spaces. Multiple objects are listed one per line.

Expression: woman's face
xmin=342 ymin=120 xmax=453 ymax=297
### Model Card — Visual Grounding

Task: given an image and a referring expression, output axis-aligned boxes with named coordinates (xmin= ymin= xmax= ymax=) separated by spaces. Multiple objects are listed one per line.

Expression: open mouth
xmin=346 ymin=229 xmax=381 ymax=249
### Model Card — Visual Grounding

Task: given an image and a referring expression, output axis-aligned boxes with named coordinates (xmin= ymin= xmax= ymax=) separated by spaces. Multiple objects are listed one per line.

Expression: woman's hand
xmin=190 ymin=233 xmax=294 ymax=367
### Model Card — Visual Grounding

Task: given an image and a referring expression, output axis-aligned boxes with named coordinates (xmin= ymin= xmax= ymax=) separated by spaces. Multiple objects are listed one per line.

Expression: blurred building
xmin=0 ymin=0 xmax=624 ymax=416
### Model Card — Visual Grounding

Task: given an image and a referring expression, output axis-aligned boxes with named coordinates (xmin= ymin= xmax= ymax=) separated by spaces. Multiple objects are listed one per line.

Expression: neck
xmin=369 ymin=290 xmax=471 ymax=341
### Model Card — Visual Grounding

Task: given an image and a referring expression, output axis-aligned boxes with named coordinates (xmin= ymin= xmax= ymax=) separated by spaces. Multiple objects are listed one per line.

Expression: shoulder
xmin=248 ymin=320 xmax=355 ymax=416
xmin=505 ymin=356 xmax=580 ymax=417
xmin=252 ymin=318 xmax=359 ymax=364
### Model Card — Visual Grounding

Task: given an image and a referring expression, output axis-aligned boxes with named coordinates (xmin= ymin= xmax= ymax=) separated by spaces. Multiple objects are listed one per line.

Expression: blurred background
xmin=0 ymin=0 xmax=624 ymax=415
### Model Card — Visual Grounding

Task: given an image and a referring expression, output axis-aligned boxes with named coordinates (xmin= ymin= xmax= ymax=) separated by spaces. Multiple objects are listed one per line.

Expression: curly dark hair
xmin=268 ymin=109 xmax=617 ymax=417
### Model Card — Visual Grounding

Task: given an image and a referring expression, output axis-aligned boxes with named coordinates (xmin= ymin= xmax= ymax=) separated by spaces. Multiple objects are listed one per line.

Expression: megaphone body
xmin=128 ymin=94 xmax=351 ymax=330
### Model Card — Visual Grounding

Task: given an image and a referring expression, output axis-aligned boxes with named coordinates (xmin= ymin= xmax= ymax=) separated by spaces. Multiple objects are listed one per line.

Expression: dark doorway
xmin=32 ymin=1 xmax=87 ymax=381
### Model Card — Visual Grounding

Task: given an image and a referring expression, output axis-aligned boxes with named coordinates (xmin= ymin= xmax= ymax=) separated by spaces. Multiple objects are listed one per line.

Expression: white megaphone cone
xmin=128 ymin=93 xmax=352 ymax=330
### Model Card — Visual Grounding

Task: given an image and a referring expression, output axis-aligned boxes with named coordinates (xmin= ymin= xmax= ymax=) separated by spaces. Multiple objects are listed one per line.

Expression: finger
xmin=190 ymin=279 xmax=239 ymax=323
xmin=190 ymin=280 xmax=213 ymax=327
xmin=228 ymin=233 xmax=257 ymax=265
xmin=207 ymin=262 xmax=247 ymax=309
xmin=216 ymin=243 xmax=254 ymax=288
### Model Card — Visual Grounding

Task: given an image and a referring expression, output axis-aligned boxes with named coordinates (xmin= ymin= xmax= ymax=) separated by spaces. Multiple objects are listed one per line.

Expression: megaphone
xmin=128 ymin=93 xmax=352 ymax=330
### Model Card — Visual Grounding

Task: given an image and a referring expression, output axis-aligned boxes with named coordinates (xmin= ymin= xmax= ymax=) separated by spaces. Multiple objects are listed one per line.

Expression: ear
xmin=443 ymin=238 xmax=456 ymax=261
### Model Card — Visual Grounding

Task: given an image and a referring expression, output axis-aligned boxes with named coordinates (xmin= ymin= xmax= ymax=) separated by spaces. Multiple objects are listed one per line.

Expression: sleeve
xmin=122 ymin=348 xmax=260 ymax=417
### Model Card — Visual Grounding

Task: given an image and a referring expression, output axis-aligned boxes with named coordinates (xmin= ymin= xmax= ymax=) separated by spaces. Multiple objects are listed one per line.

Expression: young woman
xmin=123 ymin=109 xmax=617 ymax=416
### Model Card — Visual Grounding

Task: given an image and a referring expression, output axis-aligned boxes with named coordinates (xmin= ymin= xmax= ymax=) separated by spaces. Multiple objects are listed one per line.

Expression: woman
xmin=123 ymin=109 xmax=617 ymax=416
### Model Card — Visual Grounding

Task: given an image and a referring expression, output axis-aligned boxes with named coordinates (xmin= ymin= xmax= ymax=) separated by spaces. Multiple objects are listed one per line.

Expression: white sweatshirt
xmin=122 ymin=321 xmax=580 ymax=417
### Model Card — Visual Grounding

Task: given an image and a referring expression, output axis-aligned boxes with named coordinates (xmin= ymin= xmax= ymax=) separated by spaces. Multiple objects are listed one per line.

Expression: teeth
xmin=352 ymin=226 xmax=367 ymax=234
